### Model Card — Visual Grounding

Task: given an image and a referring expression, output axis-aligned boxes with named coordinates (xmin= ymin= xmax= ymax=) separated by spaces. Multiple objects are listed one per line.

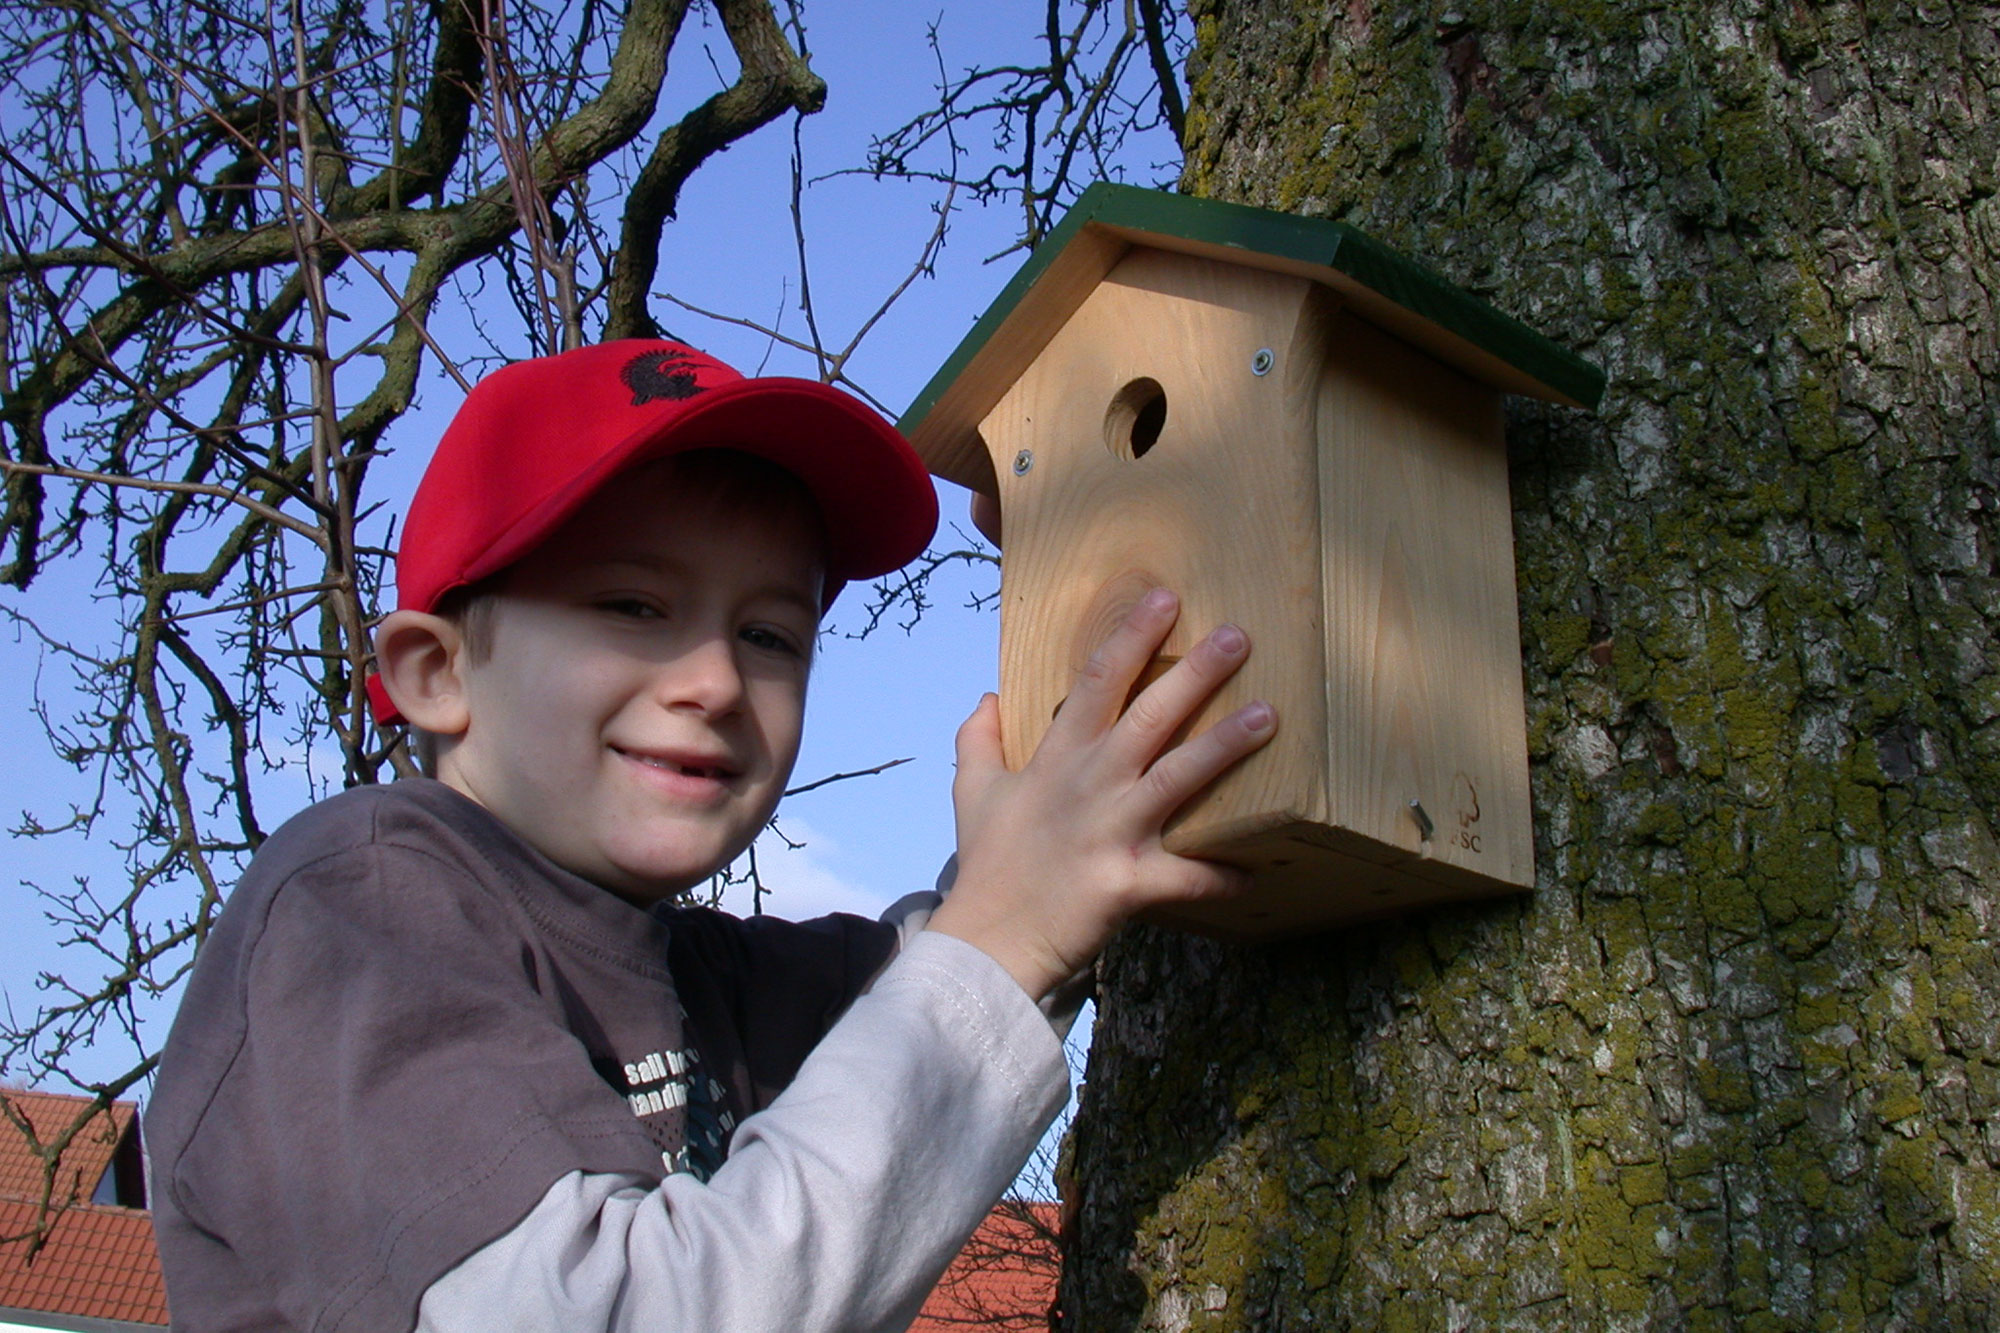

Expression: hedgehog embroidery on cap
xmin=621 ymin=349 xmax=708 ymax=405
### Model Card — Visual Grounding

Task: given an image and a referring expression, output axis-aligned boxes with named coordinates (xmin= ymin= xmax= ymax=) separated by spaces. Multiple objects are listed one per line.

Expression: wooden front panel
xmin=1314 ymin=311 xmax=1534 ymax=892
xmin=980 ymin=248 xmax=1332 ymax=851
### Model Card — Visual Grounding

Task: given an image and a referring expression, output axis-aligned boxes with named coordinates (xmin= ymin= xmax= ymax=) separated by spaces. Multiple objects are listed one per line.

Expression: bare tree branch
xmin=782 ymin=756 xmax=913 ymax=799
xmin=602 ymin=0 xmax=823 ymax=339
xmin=861 ymin=1 xmax=1189 ymax=254
xmin=0 ymin=0 xmax=860 ymax=1244
xmin=0 ymin=460 xmax=324 ymax=541
xmin=0 ymin=0 xmax=1188 ymax=1263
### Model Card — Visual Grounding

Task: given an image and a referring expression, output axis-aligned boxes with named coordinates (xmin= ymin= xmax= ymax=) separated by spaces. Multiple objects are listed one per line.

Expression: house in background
xmin=1 ymin=1086 xmax=1059 ymax=1331
xmin=911 ymin=1202 xmax=1060 ymax=1332
xmin=0 ymin=1090 xmax=166 ymax=1331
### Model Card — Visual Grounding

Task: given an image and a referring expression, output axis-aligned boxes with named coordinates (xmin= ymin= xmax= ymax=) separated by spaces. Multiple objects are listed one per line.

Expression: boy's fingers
xmin=1131 ymin=851 xmax=1254 ymax=911
xmin=1110 ymin=622 xmax=1251 ymax=767
xmin=953 ymin=693 xmax=1006 ymax=787
xmin=1130 ymin=700 xmax=1277 ymax=825
xmin=1050 ymin=587 xmax=1179 ymax=743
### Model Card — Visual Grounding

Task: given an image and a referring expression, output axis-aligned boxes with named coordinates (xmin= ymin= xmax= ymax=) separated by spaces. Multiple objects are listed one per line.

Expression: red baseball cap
xmin=368 ymin=339 xmax=938 ymax=724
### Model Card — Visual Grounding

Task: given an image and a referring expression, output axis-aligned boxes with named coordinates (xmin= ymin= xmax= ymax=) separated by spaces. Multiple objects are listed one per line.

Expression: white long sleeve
xmin=414 ymin=930 xmax=1070 ymax=1333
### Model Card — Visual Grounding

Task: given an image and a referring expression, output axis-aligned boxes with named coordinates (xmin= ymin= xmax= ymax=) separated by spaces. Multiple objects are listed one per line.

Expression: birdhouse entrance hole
xmin=1104 ymin=377 xmax=1166 ymax=460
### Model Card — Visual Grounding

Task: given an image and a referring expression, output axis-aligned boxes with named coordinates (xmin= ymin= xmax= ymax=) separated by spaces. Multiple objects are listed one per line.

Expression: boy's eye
xmin=599 ymin=597 xmax=663 ymax=619
xmin=740 ymin=624 xmax=806 ymax=659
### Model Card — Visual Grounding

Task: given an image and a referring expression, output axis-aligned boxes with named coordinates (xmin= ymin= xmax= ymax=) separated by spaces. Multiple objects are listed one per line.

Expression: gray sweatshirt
xmin=147 ymin=779 xmax=1068 ymax=1333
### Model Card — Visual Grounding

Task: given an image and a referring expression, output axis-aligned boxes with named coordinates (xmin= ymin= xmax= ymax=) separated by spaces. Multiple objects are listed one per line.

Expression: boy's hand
xmin=929 ymin=587 xmax=1276 ymax=1002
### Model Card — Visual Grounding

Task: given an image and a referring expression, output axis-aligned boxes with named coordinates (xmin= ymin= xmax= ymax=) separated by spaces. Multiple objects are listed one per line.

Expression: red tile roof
xmin=0 ymin=1090 xmax=136 ymax=1207
xmin=1 ymin=1089 xmax=1055 ymax=1332
xmin=0 ymin=1090 xmax=167 ymax=1327
xmin=913 ymin=1201 xmax=1060 ymax=1332
xmin=0 ymin=1197 xmax=167 ymax=1326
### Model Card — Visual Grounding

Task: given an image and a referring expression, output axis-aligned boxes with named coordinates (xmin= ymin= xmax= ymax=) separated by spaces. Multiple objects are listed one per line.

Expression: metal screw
xmin=1013 ymin=448 xmax=1034 ymax=476
xmin=1250 ymin=347 xmax=1275 ymax=376
xmin=1408 ymin=799 xmax=1435 ymax=841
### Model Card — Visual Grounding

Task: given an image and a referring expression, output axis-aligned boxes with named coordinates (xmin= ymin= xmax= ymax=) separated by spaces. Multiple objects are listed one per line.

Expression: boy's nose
xmin=658 ymin=635 xmax=747 ymax=717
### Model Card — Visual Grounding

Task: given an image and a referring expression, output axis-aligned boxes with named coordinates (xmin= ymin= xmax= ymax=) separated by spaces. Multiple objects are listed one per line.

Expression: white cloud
xmin=717 ymin=817 xmax=902 ymax=922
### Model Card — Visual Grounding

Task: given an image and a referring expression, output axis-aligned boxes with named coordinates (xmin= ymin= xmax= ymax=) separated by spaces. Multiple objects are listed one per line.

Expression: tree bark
xmin=1062 ymin=3 xmax=2000 ymax=1329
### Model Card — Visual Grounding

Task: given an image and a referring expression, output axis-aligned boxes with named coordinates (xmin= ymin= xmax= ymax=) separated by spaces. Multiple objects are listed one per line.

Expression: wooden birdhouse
xmin=901 ymin=185 xmax=1603 ymax=940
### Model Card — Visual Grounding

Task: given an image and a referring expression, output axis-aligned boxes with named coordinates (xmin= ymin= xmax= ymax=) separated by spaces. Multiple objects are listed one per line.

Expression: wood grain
xmin=1144 ymin=818 xmax=1523 ymax=940
xmin=1313 ymin=310 xmax=1534 ymax=891
xmin=981 ymin=247 xmax=1332 ymax=851
xmin=974 ymin=248 xmax=1534 ymax=937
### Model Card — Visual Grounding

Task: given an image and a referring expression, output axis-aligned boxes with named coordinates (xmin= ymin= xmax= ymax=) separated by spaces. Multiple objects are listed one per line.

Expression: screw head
xmin=1251 ymin=348 xmax=1275 ymax=376
xmin=1013 ymin=448 xmax=1034 ymax=475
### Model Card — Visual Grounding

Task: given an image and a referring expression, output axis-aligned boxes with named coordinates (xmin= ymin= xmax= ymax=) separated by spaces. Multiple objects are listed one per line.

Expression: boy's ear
xmin=969 ymin=490 xmax=1002 ymax=548
xmin=374 ymin=610 xmax=472 ymax=737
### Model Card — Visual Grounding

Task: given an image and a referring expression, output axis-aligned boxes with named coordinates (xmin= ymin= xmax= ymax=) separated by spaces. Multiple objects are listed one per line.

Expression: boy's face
xmin=437 ymin=459 xmax=823 ymax=904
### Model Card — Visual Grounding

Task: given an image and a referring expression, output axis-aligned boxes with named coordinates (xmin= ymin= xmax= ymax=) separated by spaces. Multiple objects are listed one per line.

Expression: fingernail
xmin=1144 ymin=587 xmax=1177 ymax=613
xmin=1242 ymin=701 xmax=1275 ymax=732
xmin=1212 ymin=623 xmax=1246 ymax=654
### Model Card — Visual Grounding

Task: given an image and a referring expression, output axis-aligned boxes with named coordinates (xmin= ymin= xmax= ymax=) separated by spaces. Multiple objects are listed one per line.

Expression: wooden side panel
xmin=1314 ymin=312 xmax=1534 ymax=891
xmin=980 ymin=248 xmax=1332 ymax=850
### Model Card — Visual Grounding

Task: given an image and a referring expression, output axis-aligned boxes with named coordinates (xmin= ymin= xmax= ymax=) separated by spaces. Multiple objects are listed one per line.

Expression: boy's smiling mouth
xmin=612 ymin=745 xmax=740 ymax=784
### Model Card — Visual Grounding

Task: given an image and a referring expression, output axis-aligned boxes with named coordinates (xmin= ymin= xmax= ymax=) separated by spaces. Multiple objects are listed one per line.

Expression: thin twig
xmin=0 ymin=460 xmax=326 ymax=543
xmin=782 ymin=755 xmax=914 ymax=798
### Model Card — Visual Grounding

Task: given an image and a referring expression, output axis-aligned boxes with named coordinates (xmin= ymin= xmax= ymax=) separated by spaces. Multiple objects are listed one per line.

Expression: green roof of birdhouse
xmin=900 ymin=183 xmax=1605 ymax=493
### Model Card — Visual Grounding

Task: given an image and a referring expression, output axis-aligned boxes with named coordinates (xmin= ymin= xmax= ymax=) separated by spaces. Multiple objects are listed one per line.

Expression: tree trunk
xmin=1062 ymin=3 xmax=2000 ymax=1329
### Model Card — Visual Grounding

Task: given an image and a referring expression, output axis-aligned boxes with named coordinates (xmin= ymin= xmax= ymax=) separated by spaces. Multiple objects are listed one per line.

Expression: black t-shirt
xmin=145 ymin=779 xmax=897 ymax=1333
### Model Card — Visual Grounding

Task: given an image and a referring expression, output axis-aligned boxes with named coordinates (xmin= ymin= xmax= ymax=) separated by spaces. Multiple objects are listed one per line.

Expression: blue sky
xmin=0 ymin=5 xmax=1178 ymax=1115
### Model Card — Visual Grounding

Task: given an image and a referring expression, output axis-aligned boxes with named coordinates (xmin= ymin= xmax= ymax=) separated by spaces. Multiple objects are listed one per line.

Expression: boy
xmin=145 ymin=340 xmax=1274 ymax=1331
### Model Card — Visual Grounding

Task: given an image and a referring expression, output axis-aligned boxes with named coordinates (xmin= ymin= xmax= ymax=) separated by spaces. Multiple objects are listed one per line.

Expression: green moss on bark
xmin=1064 ymin=2 xmax=2000 ymax=1329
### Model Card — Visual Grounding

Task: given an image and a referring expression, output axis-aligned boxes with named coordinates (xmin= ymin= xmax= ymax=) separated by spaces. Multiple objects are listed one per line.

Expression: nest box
xmin=902 ymin=185 xmax=1603 ymax=940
